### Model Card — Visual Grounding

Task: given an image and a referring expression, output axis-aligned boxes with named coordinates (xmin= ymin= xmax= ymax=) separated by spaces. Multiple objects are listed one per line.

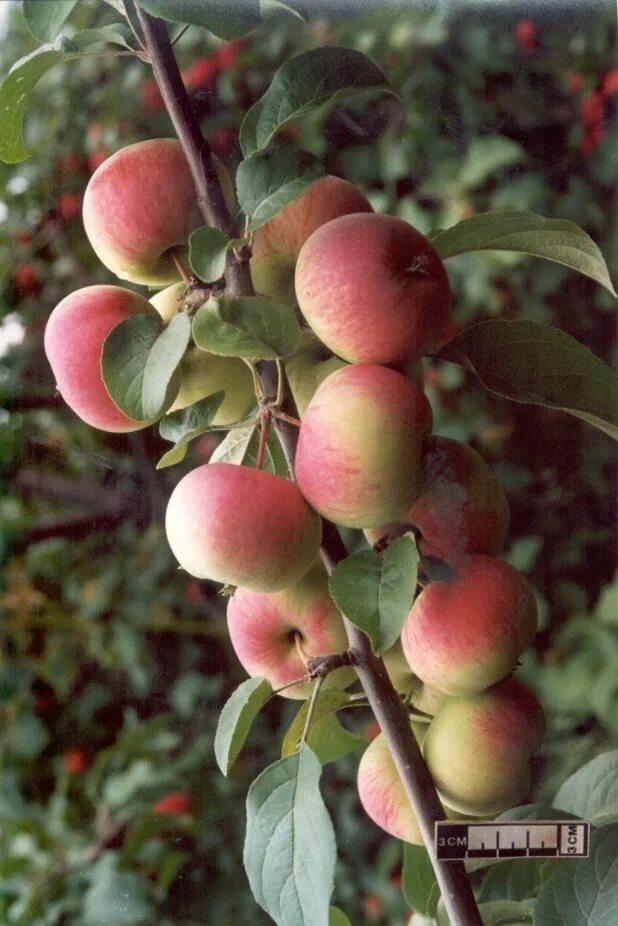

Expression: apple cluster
xmin=42 ymin=138 xmax=544 ymax=847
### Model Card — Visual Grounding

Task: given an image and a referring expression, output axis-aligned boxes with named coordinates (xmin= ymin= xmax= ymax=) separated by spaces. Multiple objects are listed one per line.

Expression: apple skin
xmin=295 ymin=213 xmax=452 ymax=365
xmin=401 ymin=554 xmax=537 ymax=696
xmin=365 ymin=437 xmax=509 ymax=560
xmin=423 ymin=677 xmax=545 ymax=816
xmin=357 ymin=722 xmax=474 ymax=844
xmin=226 ymin=561 xmax=356 ymax=698
xmin=44 ymin=285 xmax=154 ymax=432
xmin=150 ymin=284 xmax=256 ymax=426
xmin=250 ymin=175 xmax=372 ymax=304
xmin=284 ymin=332 xmax=347 ymax=417
xmin=165 ymin=463 xmax=322 ymax=591
xmin=382 ymin=642 xmax=446 ymax=714
xmin=295 ymin=364 xmax=432 ymax=529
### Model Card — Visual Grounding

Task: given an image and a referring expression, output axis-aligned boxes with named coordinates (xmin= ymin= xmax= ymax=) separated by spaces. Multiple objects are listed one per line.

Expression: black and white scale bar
xmin=435 ymin=821 xmax=590 ymax=860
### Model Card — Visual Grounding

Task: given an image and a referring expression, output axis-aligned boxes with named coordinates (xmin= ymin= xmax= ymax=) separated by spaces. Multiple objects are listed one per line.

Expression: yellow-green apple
xmin=357 ymin=722 xmax=474 ymax=844
xmin=83 ymin=139 xmax=203 ymax=285
xmin=382 ymin=642 xmax=446 ymax=713
xmin=401 ymin=554 xmax=537 ymax=696
xmin=423 ymin=677 xmax=545 ymax=816
xmin=150 ymin=284 xmax=256 ymax=426
xmin=44 ymin=285 xmax=155 ymax=432
xmin=295 ymin=364 xmax=432 ymax=528
xmin=165 ymin=463 xmax=322 ymax=591
xmin=226 ymin=561 xmax=355 ymax=698
xmin=366 ymin=437 xmax=509 ymax=559
xmin=250 ymin=175 xmax=372 ymax=304
xmin=295 ymin=213 xmax=452 ymax=364
xmin=284 ymin=332 xmax=347 ymax=416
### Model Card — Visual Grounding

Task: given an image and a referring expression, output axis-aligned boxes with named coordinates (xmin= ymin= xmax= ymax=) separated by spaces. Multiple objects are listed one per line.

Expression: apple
xmin=366 ymin=437 xmax=509 ymax=560
xmin=83 ymin=140 xmax=235 ymax=286
xmin=382 ymin=642 xmax=446 ymax=714
xmin=250 ymin=175 xmax=372 ymax=304
xmin=165 ymin=463 xmax=322 ymax=591
xmin=284 ymin=332 xmax=347 ymax=417
xmin=295 ymin=213 xmax=452 ymax=364
xmin=226 ymin=560 xmax=355 ymax=698
xmin=423 ymin=677 xmax=545 ymax=816
xmin=295 ymin=364 xmax=432 ymax=528
xmin=44 ymin=285 xmax=155 ymax=432
xmin=401 ymin=554 xmax=537 ymax=696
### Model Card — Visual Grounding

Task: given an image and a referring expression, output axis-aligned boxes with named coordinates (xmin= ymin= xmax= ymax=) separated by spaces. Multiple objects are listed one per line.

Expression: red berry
xmin=13 ymin=264 xmax=42 ymax=296
xmin=515 ymin=19 xmax=537 ymax=55
xmin=580 ymin=91 xmax=605 ymax=125
xmin=57 ymin=193 xmax=81 ymax=221
xmin=64 ymin=749 xmax=88 ymax=774
xmin=567 ymin=73 xmax=584 ymax=95
xmin=214 ymin=39 xmax=245 ymax=72
xmin=212 ymin=125 xmax=237 ymax=156
xmin=182 ymin=57 xmax=218 ymax=90
xmin=152 ymin=792 xmax=193 ymax=816
xmin=140 ymin=79 xmax=164 ymax=111
xmin=602 ymin=68 xmax=618 ymax=97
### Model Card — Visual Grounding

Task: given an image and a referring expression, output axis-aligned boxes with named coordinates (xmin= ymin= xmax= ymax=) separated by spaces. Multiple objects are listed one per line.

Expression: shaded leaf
xmin=240 ymin=46 xmax=391 ymax=156
xmin=237 ymin=143 xmax=324 ymax=231
xmin=329 ymin=536 xmax=418 ymax=653
xmin=23 ymin=0 xmax=77 ymax=42
xmin=136 ymin=0 xmax=262 ymax=38
xmin=244 ymin=746 xmax=335 ymax=926
xmin=192 ymin=295 xmax=300 ymax=360
xmin=281 ymin=689 xmax=363 ymax=765
xmin=402 ymin=844 xmax=440 ymax=917
xmin=430 ymin=211 xmax=615 ymax=296
xmin=553 ymin=751 xmax=618 ymax=828
xmin=156 ymin=391 xmax=226 ymax=470
xmin=189 ymin=226 xmax=229 ymax=283
xmin=439 ymin=320 xmax=618 ymax=440
xmin=214 ymin=677 xmax=272 ymax=776
xmin=141 ymin=312 xmax=192 ymax=420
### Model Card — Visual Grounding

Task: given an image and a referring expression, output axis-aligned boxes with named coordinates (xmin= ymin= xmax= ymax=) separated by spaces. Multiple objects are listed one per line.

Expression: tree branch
xmin=134 ymin=10 xmax=482 ymax=925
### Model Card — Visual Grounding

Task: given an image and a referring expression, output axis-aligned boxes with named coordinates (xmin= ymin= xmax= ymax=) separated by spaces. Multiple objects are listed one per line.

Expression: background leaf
xmin=534 ymin=825 xmax=618 ymax=926
xmin=156 ymin=391 xmax=226 ymax=469
xmin=214 ymin=677 xmax=272 ymax=776
xmin=328 ymin=536 xmax=418 ymax=653
xmin=239 ymin=46 xmax=391 ymax=155
xmin=431 ymin=212 xmax=616 ymax=296
xmin=244 ymin=746 xmax=336 ymax=926
xmin=188 ymin=226 xmax=229 ymax=283
xmin=328 ymin=908 xmax=352 ymax=926
xmin=23 ymin=0 xmax=78 ymax=42
xmin=439 ymin=320 xmax=618 ymax=439
xmin=552 ymin=751 xmax=618 ymax=827
xmin=236 ymin=143 xmax=324 ymax=231
xmin=192 ymin=295 xmax=300 ymax=360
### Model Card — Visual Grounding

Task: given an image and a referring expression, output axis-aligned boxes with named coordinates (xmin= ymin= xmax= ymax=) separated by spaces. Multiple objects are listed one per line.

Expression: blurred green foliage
xmin=0 ymin=1 xmax=616 ymax=923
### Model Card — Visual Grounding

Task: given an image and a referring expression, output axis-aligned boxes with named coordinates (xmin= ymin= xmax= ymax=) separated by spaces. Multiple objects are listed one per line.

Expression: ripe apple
xmin=366 ymin=437 xmax=509 ymax=560
xmin=44 ymin=285 xmax=155 ymax=432
xmin=295 ymin=213 xmax=452 ymax=364
xmin=150 ymin=284 xmax=256 ymax=426
xmin=382 ymin=642 xmax=446 ymax=714
xmin=83 ymin=141 xmax=235 ymax=286
xmin=423 ymin=677 xmax=545 ymax=816
xmin=401 ymin=554 xmax=537 ymax=696
xmin=295 ymin=364 xmax=432 ymax=528
xmin=165 ymin=463 xmax=322 ymax=591
xmin=250 ymin=175 xmax=372 ymax=304
xmin=226 ymin=561 xmax=355 ymax=698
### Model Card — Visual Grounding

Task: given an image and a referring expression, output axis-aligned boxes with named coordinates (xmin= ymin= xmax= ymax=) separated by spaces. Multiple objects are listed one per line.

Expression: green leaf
xmin=477 ymin=859 xmax=549 ymax=903
xmin=328 ymin=536 xmax=418 ymax=654
xmin=281 ymin=689 xmax=363 ymax=765
xmin=240 ymin=46 xmax=392 ymax=156
xmin=192 ymin=295 xmax=301 ymax=360
xmin=156 ymin=391 xmax=226 ymax=470
xmin=430 ymin=211 xmax=616 ymax=296
xmin=101 ymin=313 xmax=186 ymax=423
xmin=439 ymin=320 xmax=618 ymax=440
xmin=534 ymin=825 xmax=618 ymax=926
xmin=236 ymin=143 xmax=324 ymax=231
xmin=71 ymin=23 xmax=138 ymax=51
xmin=0 ymin=44 xmax=81 ymax=164
xmin=552 ymin=751 xmax=618 ymax=827
xmin=457 ymin=137 xmax=526 ymax=190
xmin=209 ymin=423 xmax=289 ymax=477
xmin=188 ymin=226 xmax=230 ymax=283
xmin=136 ymin=0 xmax=262 ymax=38
xmin=214 ymin=677 xmax=272 ymax=776
xmin=328 ymin=908 xmax=352 ymax=926
xmin=244 ymin=745 xmax=336 ymax=926
xmin=23 ymin=0 xmax=77 ymax=42
xmin=402 ymin=844 xmax=440 ymax=917
xmin=477 ymin=900 xmax=533 ymax=925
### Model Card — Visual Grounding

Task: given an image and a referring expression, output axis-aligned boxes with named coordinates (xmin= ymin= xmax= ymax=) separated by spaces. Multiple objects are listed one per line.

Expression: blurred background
xmin=0 ymin=1 xmax=616 ymax=923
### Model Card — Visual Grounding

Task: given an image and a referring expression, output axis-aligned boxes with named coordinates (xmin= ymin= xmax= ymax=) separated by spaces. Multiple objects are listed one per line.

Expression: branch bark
xmin=133 ymin=8 xmax=482 ymax=924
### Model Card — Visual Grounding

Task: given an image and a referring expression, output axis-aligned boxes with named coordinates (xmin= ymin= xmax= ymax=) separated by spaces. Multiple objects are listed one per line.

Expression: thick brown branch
xmin=135 ymin=10 xmax=482 ymax=925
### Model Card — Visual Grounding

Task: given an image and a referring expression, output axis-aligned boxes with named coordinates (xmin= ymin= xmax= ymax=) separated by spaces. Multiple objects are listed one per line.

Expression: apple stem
xmin=255 ymin=408 xmax=272 ymax=470
xmin=271 ymin=409 xmax=301 ymax=428
xmin=171 ymin=249 xmax=192 ymax=285
xmin=299 ymin=675 xmax=325 ymax=748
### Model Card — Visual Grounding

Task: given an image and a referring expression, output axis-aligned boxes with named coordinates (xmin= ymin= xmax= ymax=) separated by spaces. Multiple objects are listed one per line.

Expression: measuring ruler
xmin=435 ymin=820 xmax=590 ymax=860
